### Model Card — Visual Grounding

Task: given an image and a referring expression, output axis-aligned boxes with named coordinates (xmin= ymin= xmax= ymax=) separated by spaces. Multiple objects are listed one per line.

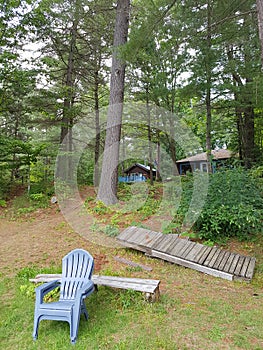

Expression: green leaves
xmin=194 ymin=168 xmax=263 ymax=241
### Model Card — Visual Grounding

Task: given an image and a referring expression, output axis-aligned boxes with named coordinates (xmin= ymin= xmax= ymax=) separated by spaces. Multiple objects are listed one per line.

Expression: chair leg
xmin=32 ymin=314 xmax=40 ymax=340
xmin=70 ymin=313 xmax=81 ymax=344
xmin=81 ymin=302 xmax=89 ymax=320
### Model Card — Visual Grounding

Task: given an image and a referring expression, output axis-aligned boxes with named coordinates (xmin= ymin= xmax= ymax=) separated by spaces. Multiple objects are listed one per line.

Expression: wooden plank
xmin=145 ymin=232 xmax=164 ymax=248
xmin=191 ymin=245 xmax=209 ymax=263
xmin=128 ymin=229 xmax=156 ymax=248
xmin=205 ymin=248 xmax=222 ymax=268
xmin=118 ymin=240 xmax=148 ymax=254
xmin=138 ymin=231 xmax=162 ymax=248
xmin=165 ymin=237 xmax=181 ymax=254
xmin=168 ymin=239 xmax=190 ymax=257
xmin=156 ymin=235 xmax=178 ymax=252
xmin=239 ymin=256 xmax=251 ymax=278
xmin=93 ymin=276 xmax=160 ymax=293
xmin=234 ymin=256 xmax=246 ymax=276
xmin=202 ymin=247 xmax=219 ymax=267
xmin=150 ymin=234 xmax=168 ymax=250
xmin=150 ymin=234 xmax=169 ymax=251
xmin=29 ymin=273 xmax=62 ymax=282
xmin=163 ymin=235 xmax=180 ymax=252
xmin=182 ymin=243 xmax=204 ymax=262
xmin=127 ymin=227 xmax=145 ymax=245
xmin=228 ymin=254 xmax=240 ymax=274
xmin=30 ymin=274 xmax=160 ymax=294
xmin=118 ymin=226 xmax=138 ymax=241
xmin=212 ymin=250 xmax=228 ymax=270
xmin=114 ymin=256 xmax=152 ymax=271
xmin=245 ymin=257 xmax=256 ymax=279
xmin=218 ymin=251 xmax=232 ymax=271
xmin=221 ymin=252 xmax=236 ymax=273
xmin=198 ymin=246 xmax=214 ymax=265
xmin=179 ymin=241 xmax=196 ymax=260
xmin=151 ymin=250 xmax=233 ymax=281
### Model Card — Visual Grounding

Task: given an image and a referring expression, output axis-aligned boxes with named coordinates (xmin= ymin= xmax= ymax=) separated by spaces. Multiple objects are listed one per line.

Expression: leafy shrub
xmin=195 ymin=204 xmax=262 ymax=241
xmin=17 ymin=266 xmax=60 ymax=301
xmin=0 ymin=199 xmax=7 ymax=207
xmin=29 ymin=193 xmax=45 ymax=201
xmin=92 ymin=200 xmax=113 ymax=215
xmin=103 ymin=224 xmax=120 ymax=237
xmin=193 ymin=168 xmax=263 ymax=241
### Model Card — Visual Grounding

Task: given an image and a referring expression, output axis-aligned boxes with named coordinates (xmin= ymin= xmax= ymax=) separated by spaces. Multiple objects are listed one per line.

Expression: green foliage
xmin=29 ymin=193 xmax=45 ymax=201
xmin=196 ymin=204 xmax=262 ymax=242
xmin=91 ymin=200 xmax=113 ymax=215
xmin=117 ymin=289 xmax=143 ymax=310
xmin=193 ymin=169 xmax=263 ymax=242
xmin=10 ymin=192 xmax=50 ymax=217
xmin=77 ymin=152 xmax=95 ymax=185
xmin=0 ymin=199 xmax=7 ymax=207
xmin=103 ymin=224 xmax=120 ymax=237
xmin=17 ymin=266 xmax=61 ymax=301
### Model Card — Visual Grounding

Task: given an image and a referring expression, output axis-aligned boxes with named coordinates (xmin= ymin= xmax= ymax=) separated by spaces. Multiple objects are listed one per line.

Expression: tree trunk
xmin=94 ymin=69 xmax=100 ymax=187
xmin=155 ymin=131 xmax=161 ymax=181
xmin=242 ymin=103 xmax=255 ymax=168
xmin=257 ymin=0 xmax=263 ymax=67
xmin=60 ymin=18 xmax=77 ymax=144
xmin=205 ymin=0 xmax=212 ymax=173
xmin=146 ymin=89 xmax=154 ymax=185
xmin=57 ymin=15 xmax=78 ymax=181
xmin=227 ymin=47 xmax=256 ymax=168
xmin=97 ymin=0 xmax=130 ymax=205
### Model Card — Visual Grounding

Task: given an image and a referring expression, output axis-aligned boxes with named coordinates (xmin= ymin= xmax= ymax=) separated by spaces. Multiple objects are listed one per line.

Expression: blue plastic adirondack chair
xmin=33 ymin=249 xmax=95 ymax=344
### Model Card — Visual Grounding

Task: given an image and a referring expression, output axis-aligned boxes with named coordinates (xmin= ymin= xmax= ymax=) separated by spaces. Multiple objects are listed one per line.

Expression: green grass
xmin=1 ymin=258 xmax=263 ymax=350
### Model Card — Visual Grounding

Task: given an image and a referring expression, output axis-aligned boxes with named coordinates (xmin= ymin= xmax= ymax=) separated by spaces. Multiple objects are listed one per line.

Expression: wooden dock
xmin=117 ymin=226 xmax=256 ymax=282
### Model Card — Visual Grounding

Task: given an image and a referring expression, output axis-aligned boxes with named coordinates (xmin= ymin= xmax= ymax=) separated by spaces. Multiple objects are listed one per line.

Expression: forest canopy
xmin=0 ymin=0 xmax=263 ymax=200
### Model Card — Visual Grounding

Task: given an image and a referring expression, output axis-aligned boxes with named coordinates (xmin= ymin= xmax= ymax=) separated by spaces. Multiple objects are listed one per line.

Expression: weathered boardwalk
xmin=117 ymin=226 xmax=256 ymax=282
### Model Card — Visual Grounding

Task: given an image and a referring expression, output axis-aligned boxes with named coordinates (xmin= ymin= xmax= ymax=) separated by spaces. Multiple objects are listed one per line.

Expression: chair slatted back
xmin=60 ymin=249 xmax=94 ymax=300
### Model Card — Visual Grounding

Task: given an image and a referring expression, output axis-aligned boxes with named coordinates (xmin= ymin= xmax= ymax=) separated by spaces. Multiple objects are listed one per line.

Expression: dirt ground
xmin=0 ymin=204 xmax=118 ymax=276
xmin=0 ymin=193 xmax=261 ymax=285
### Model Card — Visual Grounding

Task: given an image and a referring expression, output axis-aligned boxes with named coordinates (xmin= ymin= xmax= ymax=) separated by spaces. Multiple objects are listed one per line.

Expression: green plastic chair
xmin=33 ymin=249 xmax=95 ymax=344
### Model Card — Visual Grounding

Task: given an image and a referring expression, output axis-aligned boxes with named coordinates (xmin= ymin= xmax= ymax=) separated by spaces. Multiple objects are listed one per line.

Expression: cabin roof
xmin=124 ymin=163 xmax=156 ymax=173
xmin=176 ymin=149 xmax=233 ymax=163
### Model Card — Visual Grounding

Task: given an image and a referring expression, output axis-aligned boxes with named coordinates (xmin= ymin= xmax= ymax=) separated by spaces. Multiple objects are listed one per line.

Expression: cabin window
xmin=200 ymin=162 xmax=208 ymax=172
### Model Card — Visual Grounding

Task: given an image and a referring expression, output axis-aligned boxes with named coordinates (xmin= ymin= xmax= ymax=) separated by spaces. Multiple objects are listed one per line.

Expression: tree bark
xmin=57 ymin=12 xmax=78 ymax=181
xmin=60 ymin=17 xmax=78 ymax=144
xmin=205 ymin=0 xmax=212 ymax=173
xmin=257 ymin=0 xmax=263 ymax=67
xmin=94 ymin=69 xmax=100 ymax=188
xmin=146 ymin=88 xmax=154 ymax=185
xmin=227 ymin=47 xmax=256 ymax=168
xmin=97 ymin=0 xmax=130 ymax=205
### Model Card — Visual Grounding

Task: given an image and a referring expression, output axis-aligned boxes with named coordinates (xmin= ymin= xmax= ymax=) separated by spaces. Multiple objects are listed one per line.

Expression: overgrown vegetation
xmin=2 ymin=167 xmax=262 ymax=244
xmin=173 ymin=168 xmax=263 ymax=243
xmin=194 ymin=168 xmax=262 ymax=242
xmin=110 ymin=168 xmax=263 ymax=244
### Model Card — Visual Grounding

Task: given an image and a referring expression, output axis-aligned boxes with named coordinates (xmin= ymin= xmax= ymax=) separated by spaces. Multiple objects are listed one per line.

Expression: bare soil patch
xmin=0 ymin=205 xmax=113 ymax=276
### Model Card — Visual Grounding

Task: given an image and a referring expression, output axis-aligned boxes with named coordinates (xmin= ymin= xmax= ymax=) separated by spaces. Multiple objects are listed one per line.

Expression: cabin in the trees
xmin=176 ymin=149 xmax=233 ymax=175
xmin=119 ymin=163 xmax=156 ymax=182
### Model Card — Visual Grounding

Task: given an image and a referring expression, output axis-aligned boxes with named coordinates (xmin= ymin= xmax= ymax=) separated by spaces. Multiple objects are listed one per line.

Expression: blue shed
xmin=119 ymin=163 xmax=156 ymax=183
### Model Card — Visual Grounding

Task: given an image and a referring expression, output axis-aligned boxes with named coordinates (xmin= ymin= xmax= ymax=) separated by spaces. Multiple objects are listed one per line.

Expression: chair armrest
xmin=77 ymin=280 xmax=95 ymax=299
xmin=35 ymin=280 xmax=60 ymax=304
